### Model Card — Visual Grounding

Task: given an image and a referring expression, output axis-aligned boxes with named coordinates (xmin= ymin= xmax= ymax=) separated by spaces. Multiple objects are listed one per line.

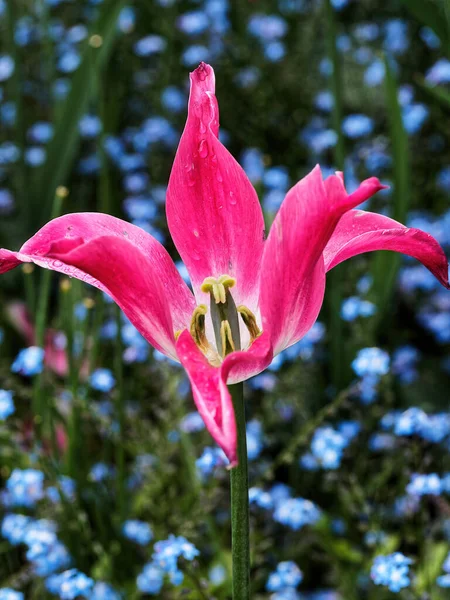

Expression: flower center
xmin=185 ymin=275 xmax=262 ymax=364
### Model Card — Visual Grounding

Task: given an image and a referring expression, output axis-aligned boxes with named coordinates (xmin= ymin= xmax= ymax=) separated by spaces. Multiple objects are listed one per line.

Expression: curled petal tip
xmin=363 ymin=177 xmax=389 ymax=192
xmin=190 ymin=62 xmax=215 ymax=86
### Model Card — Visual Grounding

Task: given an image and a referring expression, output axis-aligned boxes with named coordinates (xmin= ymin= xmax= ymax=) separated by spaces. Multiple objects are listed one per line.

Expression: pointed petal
xmin=324 ymin=209 xmax=450 ymax=288
xmin=176 ymin=329 xmax=273 ymax=465
xmin=166 ymin=63 xmax=265 ymax=311
xmin=0 ymin=214 xmax=196 ymax=358
xmin=261 ymin=168 xmax=386 ymax=352
xmin=176 ymin=329 xmax=237 ymax=464
xmin=0 ymin=249 xmax=24 ymax=274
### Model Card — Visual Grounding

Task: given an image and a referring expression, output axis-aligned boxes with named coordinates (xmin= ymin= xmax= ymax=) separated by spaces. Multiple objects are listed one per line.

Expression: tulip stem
xmin=229 ymin=382 xmax=250 ymax=600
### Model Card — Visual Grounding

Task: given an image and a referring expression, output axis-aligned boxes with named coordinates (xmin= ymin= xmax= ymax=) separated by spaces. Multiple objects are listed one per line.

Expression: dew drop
xmin=193 ymin=229 xmax=200 ymax=238
xmin=216 ymin=170 xmax=223 ymax=183
xmin=51 ymin=260 xmax=63 ymax=269
xmin=199 ymin=121 xmax=207 ymax=134
xmin=198 ymin=139 xmax=208 ymax=159
xmin=229 ymin=191 xmax=236 ymax=205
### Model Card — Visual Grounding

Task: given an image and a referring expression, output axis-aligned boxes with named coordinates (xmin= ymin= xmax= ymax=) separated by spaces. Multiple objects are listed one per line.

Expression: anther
xmin=189 ymin=304 xmax=210 ymax=353
xmin=237 ymin=306 xmax=262 ymax=343
xmin=220 ymin=320 xmax=235 ymax=357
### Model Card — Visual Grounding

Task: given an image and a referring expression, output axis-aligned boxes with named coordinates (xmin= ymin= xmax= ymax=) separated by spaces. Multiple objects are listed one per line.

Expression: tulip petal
xmin=176 ymin=329 xmax=273 ymax=465
xmin=0 ymin=214 xmax=196 ymax=358
xmin=324 ymin=209 xmax=450 ymax=288
xmin=261 ymin=167 xmax=387 ymax=353
xmin=166 ymin=63 xmax=265 ymax=311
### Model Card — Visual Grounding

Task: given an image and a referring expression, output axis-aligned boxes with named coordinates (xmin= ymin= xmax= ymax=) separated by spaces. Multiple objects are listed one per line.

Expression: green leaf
xmin=31 ymin=0 xmax=126 ymax=230
xmin=400 ymin=0 xmax=449 ymax=55
xmin=371 ymin=55 xmax=410 ymax=318
xmin=415 ymin=541 xmax=449 ymax=594
xmin=416 ymin=75 xmax=450 ymax=111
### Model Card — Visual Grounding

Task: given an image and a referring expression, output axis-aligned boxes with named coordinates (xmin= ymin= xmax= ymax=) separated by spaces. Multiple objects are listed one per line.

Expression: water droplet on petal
xmin=216 ymin=170 xmax=223 ymax=183
xmin=51 ymin=260 xmax=63 ymax=269
xmin=199 ymin=121 xmax=206 ymax=134
xmin=198 ymin=139 xmax=208 ymax=159
xmin=193 ymin=229 xmax=200 ymax=238
xmin=229 ymin=191 xmax=236 ymax=205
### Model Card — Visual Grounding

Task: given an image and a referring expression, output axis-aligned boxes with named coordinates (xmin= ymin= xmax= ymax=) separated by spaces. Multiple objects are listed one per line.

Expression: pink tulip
xmin=0 ymin=63 xmax=448 ymax=465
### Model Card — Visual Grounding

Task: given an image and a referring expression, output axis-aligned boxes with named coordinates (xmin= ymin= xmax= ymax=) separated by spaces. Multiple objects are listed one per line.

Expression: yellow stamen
xmin=189 ymin=304 xmax=210 ymax=354
xmin=201 ymin=275 xmax=236 ymax=304
xmin=237 ymin=305 xmax=262 ymax=343
xmin=220 ymin=320 xmax=235 ymax=357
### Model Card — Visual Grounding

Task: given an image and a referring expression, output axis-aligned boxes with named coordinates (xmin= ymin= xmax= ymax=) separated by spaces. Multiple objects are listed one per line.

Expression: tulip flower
xmin=0 ymin=63 xmax=448 ymax=467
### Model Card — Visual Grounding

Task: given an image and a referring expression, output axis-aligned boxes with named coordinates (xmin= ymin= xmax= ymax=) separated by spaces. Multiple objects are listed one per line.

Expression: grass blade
xmin=371 ymin=55 xmax=410 ymax=318
xmin=400 ymin=0 xmax=449 ymax=55
xmin=31 ymin=0 xmax=126 ymax=230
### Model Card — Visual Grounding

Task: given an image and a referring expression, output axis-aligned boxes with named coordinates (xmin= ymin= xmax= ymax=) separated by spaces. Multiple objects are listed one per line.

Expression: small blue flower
xmin=371 ymin=553 xmax=412 ymax=592
xmin=0 ymin=390 xmax=14 ymax=420
xmin=0 ymin=55 xmax=14 ymax=81
xmin=406 ymin=473 xmax=441 ymax=496
xmin=90 ymin=368 xmax=116 ymax=393
xmin=182 ymin=45 xmax=210 ymax=67
xmin=341 ymin=296 xmax=376 ymax=321
xmin=123 ymin=520 xmax=153 ymax=545
xmin=177 ymin=11 xmax=209 ymax=35
xmin=0 ymin=589 xmax=24 ymax=600
xmin=352 ymin=348 xmax=390 ymax=377
xmin=266 ymin=561 xmax=303 ymax=592
xmin=161 ymin=86 xmax=185 ymax=113
xmin=137 ymin=563 xmax=164 ymax=595
xmin=180 ymin=411 xmax=205 ymax=433
xmin=11 ymin=347 xmax=45 ymax=377
xmin=6 ymin=469 xmax=44 ymax=507
xmin=246 ymin=420 xmax=263 ymax=461
xmin=134 ymin=35 xmax=167 ymax=57
xmin=196 ymin=447 xmax=228 ymax=476
xmin=342 ymin=114 xmax=374 ymax=138
xmin=79 ymin=114 xmax=102 ymax=138
xmin=426 ymin=58 xmax=450 ymax=85
xmin=273 ymin=497 xmax=322 ymax=530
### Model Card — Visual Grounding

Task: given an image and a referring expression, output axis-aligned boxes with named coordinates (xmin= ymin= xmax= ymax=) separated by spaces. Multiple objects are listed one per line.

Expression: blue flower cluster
xmin=406 ymin=473 xmax=450 ymax=496
xmin=46 ymin=569 xmax=94 ymax=599
xmin=266 ymin=561 xmax=303 ymax=598
xmin=341 ymin=296 xmax=376 ymax=321
xmin=2 ymin=514 xmax=71 ymax=577
xmin=352 ymin=347 xmax=390 ymax=404
xmin=301 ymin=422 xmax=360 ymax=470
xmin=4 ymin=469 xmax=44 ymax=507
xmin=381 ymin=407 xmax=450 ymax=443
xmin=137 ymin=535 xmax=199 ymax=594
xmin=250 ymin=483 xmax=322 ymax=531
xmin=370 ymin=552 xmax=412 ymax=592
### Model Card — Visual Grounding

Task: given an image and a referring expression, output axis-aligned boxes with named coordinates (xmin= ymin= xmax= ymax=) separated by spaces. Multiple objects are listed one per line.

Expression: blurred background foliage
xmin=0 ymin=0 xmax=449 ymax=598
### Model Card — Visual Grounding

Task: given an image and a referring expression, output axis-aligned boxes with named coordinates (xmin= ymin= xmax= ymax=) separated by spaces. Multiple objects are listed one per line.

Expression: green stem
xmin=114 ymin=304 xmax=126 ymax=521
xmin=32 ymin=187 xmax=66 ymax=442
xmin=229 ymin=382 xmax=250 ymax=600
xmin=325 ymin=0 xmax=346 ymax=389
